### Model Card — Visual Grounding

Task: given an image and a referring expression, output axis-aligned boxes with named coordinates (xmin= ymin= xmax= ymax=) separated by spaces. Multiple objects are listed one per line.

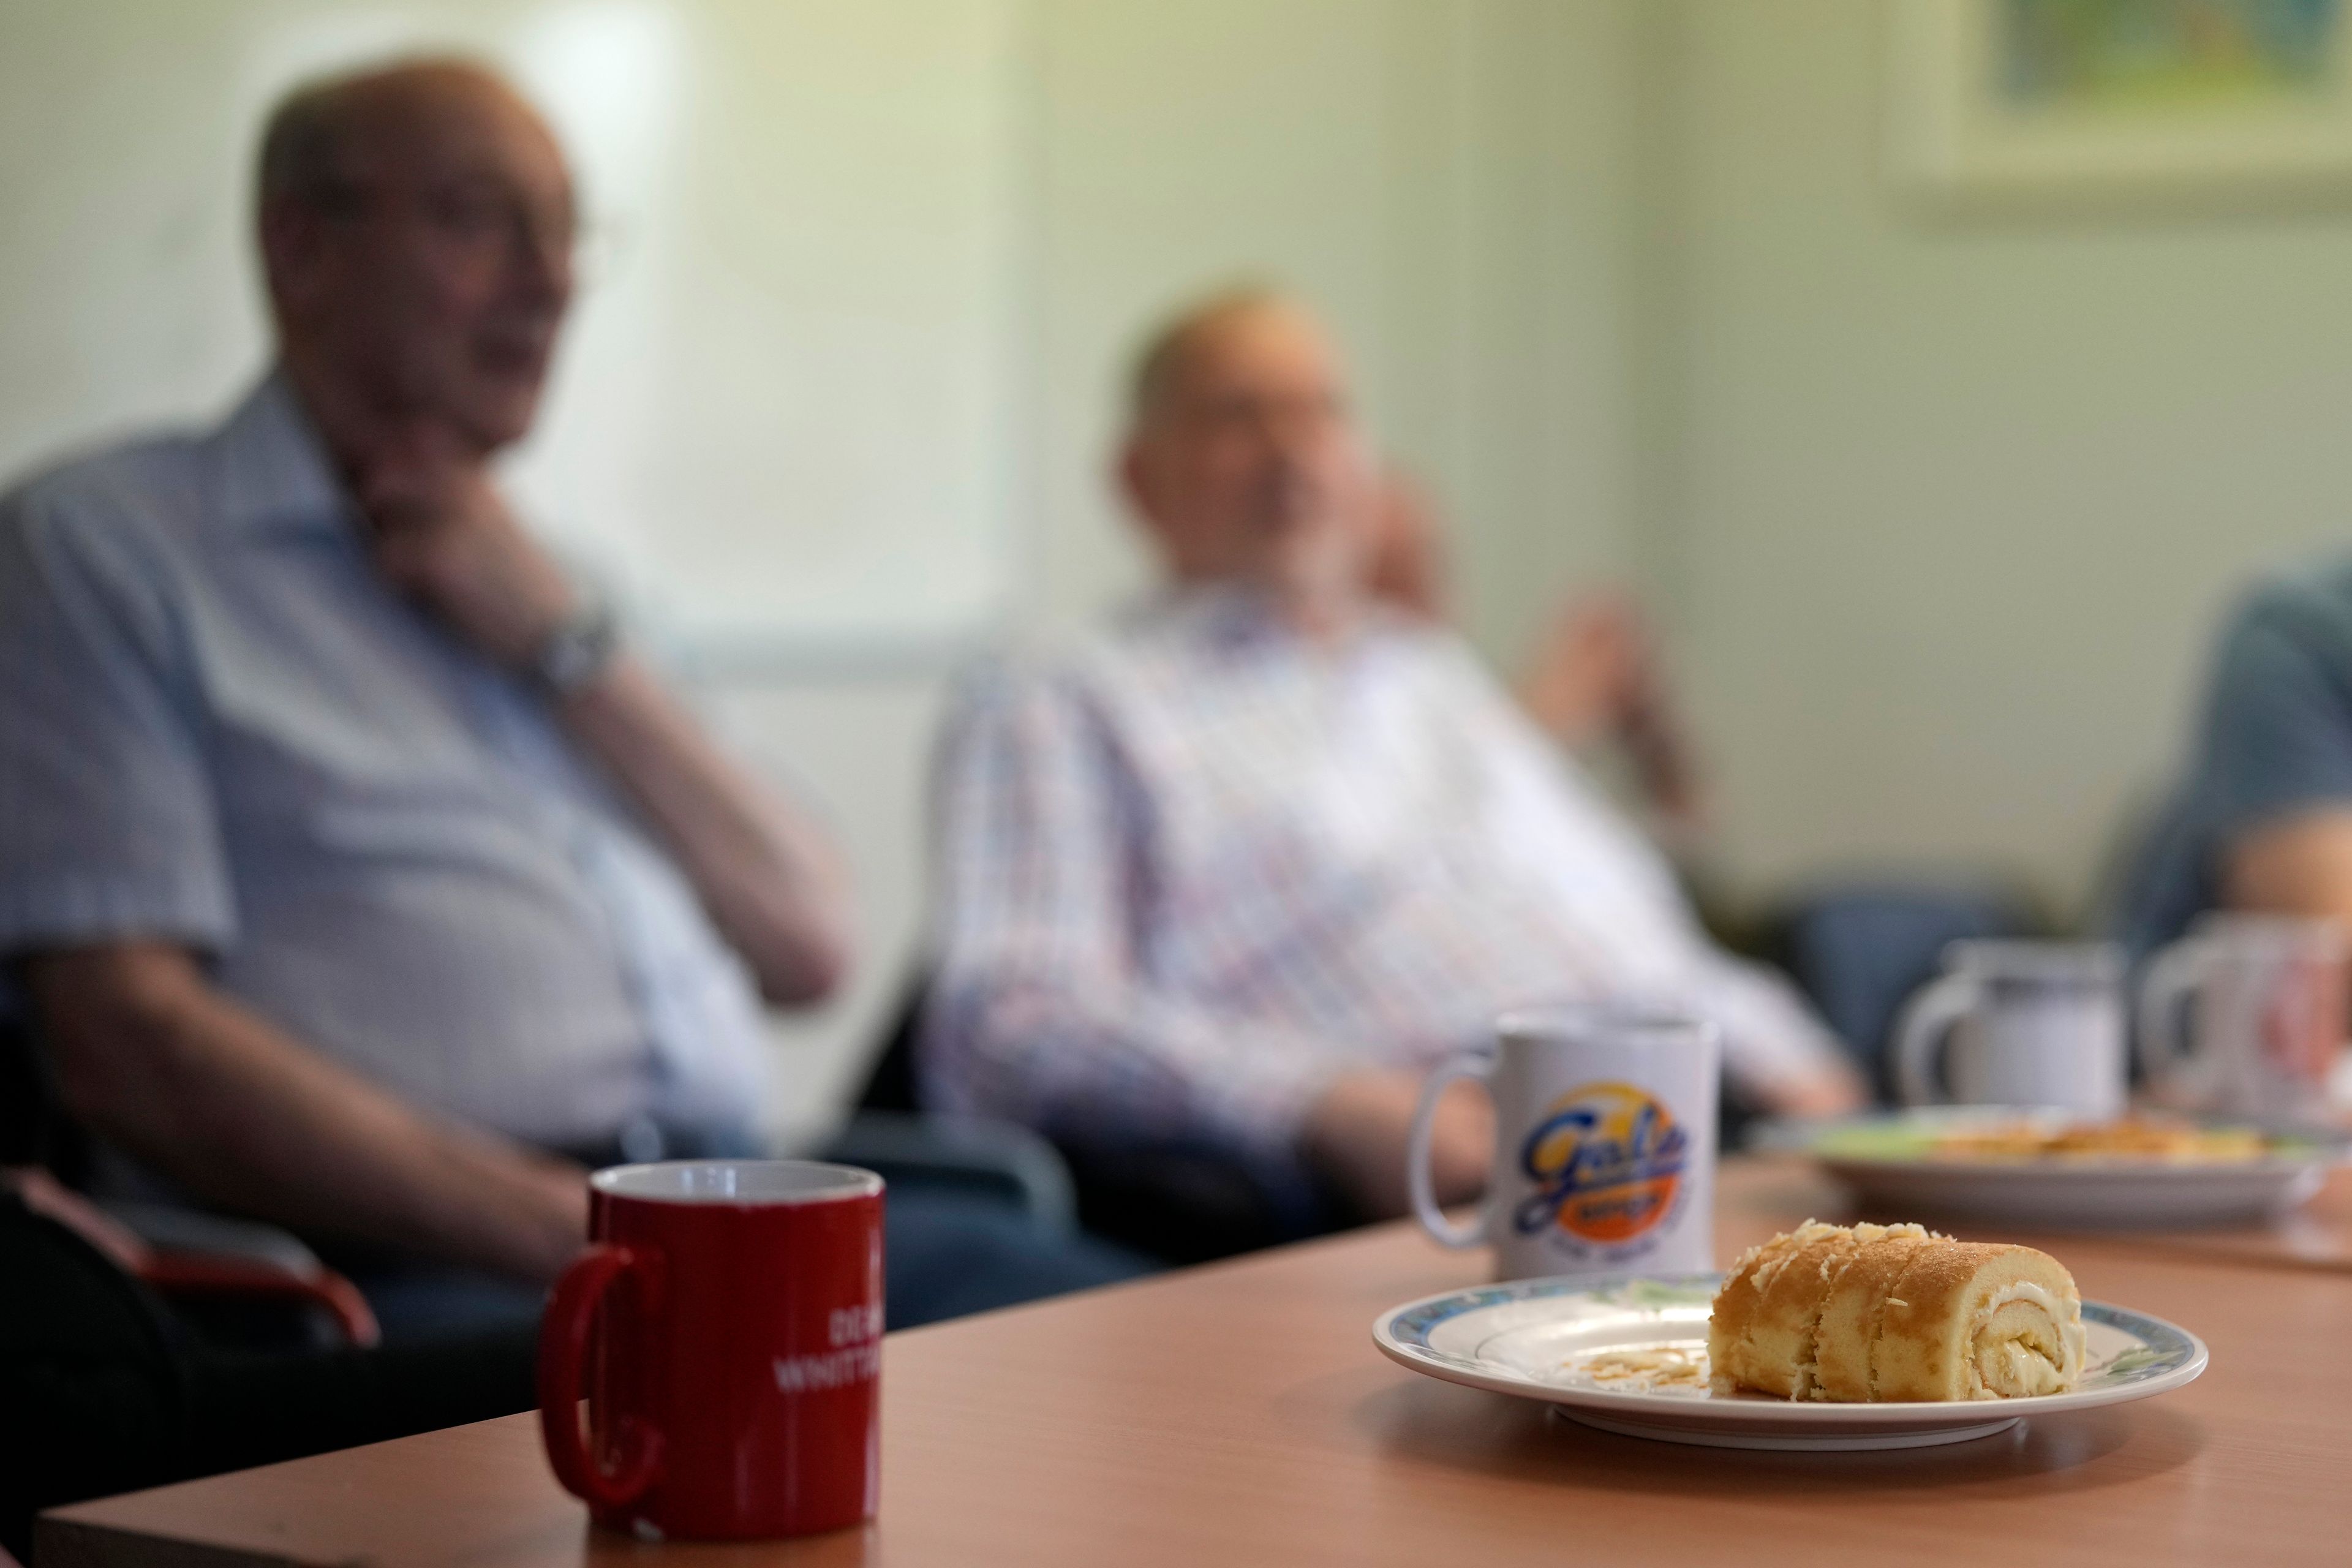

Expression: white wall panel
xmin=0 ymin=0 xmax=1027 ymax=655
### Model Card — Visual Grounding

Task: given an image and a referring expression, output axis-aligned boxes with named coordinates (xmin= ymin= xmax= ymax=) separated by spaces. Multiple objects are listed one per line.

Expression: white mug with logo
xmin=1408 ymin=1004 xmax=1719 ymax=1283
xmin=1892 ymin=941 xmax=2127 ymax=1117
xmin=2138 ymin=913 xmax=2348 ymax=1126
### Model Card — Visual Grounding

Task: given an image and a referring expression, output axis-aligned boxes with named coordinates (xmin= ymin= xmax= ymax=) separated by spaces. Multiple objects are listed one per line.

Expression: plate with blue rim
xmin=1373 ymin=1272 xmax=2207 ymax=1450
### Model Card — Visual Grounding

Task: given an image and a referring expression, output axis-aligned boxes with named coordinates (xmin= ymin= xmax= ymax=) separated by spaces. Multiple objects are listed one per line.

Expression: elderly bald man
xmin=921 ymin=289 xmax=1864 ymax=1237
xmin=0 ymin=59 xmax=1134 ymax=1340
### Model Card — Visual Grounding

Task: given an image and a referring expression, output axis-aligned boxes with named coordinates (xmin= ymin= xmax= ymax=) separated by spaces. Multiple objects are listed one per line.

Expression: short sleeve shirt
xmin=2119 ymin=557 xmax=2352 ymax=955
xmin=0 ymin=375 xmax=770 ymax=1147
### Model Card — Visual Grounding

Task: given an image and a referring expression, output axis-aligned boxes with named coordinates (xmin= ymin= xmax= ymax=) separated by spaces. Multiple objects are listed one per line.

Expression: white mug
xmin=1409 ymin=1005 xmax=1718 ymax=1282
xmin=1893 ymin=941 xmax=2127 ymax=1118
xmin=2138 ymin=913 xmax=2347 ymax=1126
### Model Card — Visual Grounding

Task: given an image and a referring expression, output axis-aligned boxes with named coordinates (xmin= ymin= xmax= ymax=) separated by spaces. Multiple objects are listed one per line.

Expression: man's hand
xmin=355 ymin=428 xmax=578 ymax=669
xmin=1301 ymin=1068 xmax=1492 ymax=1223
xmin=2226 ymin=809 xmax=2352 ymax=925
xmin=1364 ymin=469 xmax=1449 ymax=621
xmin=1517 ymin=595 xmax=1702 ymax=826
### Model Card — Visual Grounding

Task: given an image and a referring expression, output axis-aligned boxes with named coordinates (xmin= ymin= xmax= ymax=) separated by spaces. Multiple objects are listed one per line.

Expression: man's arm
xmin=940 ymin=991 xmax=1491 ymax=1225
xmin=1513 ymin=595 xmax=1702 ymax=829
xmin=554 ymin=656 xmax=853 ymax=1003
xmin=360 ymin=442 xmax=853 ymax=1005
xmin=1454 ymin=652 xmax=1866 ymax=1120
xmin=2224 ymin=809 xmax=2352 ymax=921
xmin=1300 ymin=1069 xmax=1491 ymax=1221
xmin=26 ymin=941 xmax=589 ymax=1283
xmin=924 ymin=668 xmax=1489 ymax=1221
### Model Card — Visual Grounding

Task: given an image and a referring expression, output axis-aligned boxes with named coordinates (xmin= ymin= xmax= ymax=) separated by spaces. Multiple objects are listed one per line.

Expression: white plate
xmin=1373 ymin=1273 xmax=2207 ymax=1451
xmin=1803 ymin=1109 xmax=2337 ymax=1229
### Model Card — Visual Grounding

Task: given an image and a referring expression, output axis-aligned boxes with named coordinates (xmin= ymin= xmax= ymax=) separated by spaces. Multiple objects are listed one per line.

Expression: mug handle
xmin=2136 ymin=937 xmax=2216 ymax=1087
xmin=538 ymin=1243 xmax=663 ymax=1510
xmin=1408 ymin=1050 xmax=1496 ymax=1249
xmin=1892 ymin=971 xmax=1981 ymax=1107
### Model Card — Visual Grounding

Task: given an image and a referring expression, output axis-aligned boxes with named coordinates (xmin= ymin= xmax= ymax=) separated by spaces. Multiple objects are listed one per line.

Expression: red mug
xmin=538 ymin=1160 xmax=884 ymax=1540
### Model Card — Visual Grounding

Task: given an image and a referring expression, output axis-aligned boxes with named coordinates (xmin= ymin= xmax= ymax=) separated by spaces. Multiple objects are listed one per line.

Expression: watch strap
xmin=529 ymin=601 xmax=622 ymax=697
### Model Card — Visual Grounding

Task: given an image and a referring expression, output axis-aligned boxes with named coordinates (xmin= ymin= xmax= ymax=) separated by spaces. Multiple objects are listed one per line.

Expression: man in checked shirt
xmin=919 ymin=289 xmax=1864 ymax=1232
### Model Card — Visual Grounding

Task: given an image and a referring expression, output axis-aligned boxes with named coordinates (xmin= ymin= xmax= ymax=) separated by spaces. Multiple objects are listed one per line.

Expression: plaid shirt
xmin=920 ymin=586 xmax=1843 ymax=1190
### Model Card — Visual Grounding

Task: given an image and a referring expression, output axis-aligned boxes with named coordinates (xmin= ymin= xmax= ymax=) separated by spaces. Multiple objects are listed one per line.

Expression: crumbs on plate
xmin=1568 ymin=1345 xmax=1709 ymax=1392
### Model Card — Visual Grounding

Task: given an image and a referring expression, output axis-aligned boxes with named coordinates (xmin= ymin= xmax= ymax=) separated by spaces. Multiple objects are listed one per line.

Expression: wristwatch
xmin=528 ymin=600 xmax=622 ymax=698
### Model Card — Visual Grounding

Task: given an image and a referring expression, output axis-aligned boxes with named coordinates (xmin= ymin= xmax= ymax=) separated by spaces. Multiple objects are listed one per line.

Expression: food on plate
xmin=1928 ymin=1118 xmax=2271 ymax=1164
xmin=1811 ymin=1223 xmax=1939 ymax=1400
xmin=1710 ymin=1221 xmax=1903 ymax=1398
xmin=1710 ymin=1222 xmax=2083 ymax=1402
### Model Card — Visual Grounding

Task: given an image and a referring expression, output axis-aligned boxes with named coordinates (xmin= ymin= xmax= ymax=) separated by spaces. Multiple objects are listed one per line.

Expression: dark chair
xmin=1757 ymin=878 xmax=2044 ymax=1103
xmin=820 ymin=987 xmax=1079 ymax=1235
xmin=850 ymin=982 xmax=1335 ymax=1265
xmin=4 ymin=1003 xmax=535 ymax=1559
xmin=2 ymin=1176 xmax=532 ymax=1563
xmin=850 ymin=986 xmax=925 ymax=1115
xmin=1 ymin=1010 xmax=379 ymax=1348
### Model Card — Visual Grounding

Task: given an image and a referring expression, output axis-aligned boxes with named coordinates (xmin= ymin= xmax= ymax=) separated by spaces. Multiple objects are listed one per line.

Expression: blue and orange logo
xmin=1511 ymin=1080 xmax=1687 ymax=1247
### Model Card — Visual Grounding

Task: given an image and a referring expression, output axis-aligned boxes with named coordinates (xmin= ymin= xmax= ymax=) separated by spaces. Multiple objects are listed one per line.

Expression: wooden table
xmin=42 ymin=1164 xmax=2352 ymax=1568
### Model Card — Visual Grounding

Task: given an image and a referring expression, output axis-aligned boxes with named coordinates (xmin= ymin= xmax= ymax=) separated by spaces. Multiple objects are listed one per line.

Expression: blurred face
xmin=265 ymin=72 xmax=575 ymax=454
xmin=1122 ymin=304 xmax=1374 ymax=608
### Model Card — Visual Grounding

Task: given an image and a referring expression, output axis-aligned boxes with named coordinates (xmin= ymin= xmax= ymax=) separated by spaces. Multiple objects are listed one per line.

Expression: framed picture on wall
xmin=1887 ymin=0 xmax=2352 ymax=204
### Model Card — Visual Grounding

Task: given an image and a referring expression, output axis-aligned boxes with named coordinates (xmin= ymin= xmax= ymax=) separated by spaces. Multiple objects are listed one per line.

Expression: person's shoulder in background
xmin=2215 ymin=552 xmax=2352 ymax=677
xmin=947 ymin=587 xmax=1221 ymax=722
xmin=2114 ymin=551 xmax=2352 ymax=955
xmin=2 ymin=416 xmax=214 ymax=541
xmin=0 ymin=420 xmax=220 ymax=637
xmin=930 ymin=622 xmax=1123 ymax=780
xmin=1366 ymin=602 xmax=1494 ymax=678
xmin=1360 ymin=603 xmax=1555 ymax=747
xmin=2200 ymin=552 xmax=2352 ymax=751
xmin=943 ymin=620 xmax=1102 ymax=709
xmin=1 ymin=425 xmax=226 ymax=663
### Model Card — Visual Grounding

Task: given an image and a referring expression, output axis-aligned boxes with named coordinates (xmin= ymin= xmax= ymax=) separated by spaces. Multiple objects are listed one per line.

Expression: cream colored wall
xmin=1643 ymin=0 xmax=2352 ymax=921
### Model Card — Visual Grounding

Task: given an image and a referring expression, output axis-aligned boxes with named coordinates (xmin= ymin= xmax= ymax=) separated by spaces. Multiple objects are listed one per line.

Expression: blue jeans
xmin=882 ymin=1187 xmax=1149 ymax=1325
xmin=353 ymin=1186 xmax=1153 ymax=1345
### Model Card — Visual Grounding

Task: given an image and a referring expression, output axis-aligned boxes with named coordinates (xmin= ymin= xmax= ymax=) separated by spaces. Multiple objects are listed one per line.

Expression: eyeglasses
xmin=311 ymin=176 xmax=624 ymax=282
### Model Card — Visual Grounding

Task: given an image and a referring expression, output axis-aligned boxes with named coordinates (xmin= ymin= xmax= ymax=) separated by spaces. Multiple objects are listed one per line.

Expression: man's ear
xmin=257 ymin=198 xmax=329 ymax=318
xmin=1116 ymin=439 xmax=1169 ymax=542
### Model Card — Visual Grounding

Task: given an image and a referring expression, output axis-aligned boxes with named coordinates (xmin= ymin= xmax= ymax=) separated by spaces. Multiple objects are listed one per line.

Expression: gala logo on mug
xmin=1411 ymin=1005 xmax=1718 ymax=1282
xmin=1512 ymin=1080 xmax=1690 ymax=1248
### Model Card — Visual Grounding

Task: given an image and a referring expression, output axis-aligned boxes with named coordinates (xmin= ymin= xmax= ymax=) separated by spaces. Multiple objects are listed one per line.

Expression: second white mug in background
xmin=1893 ymin=941 xmax=2127 ymax=1118
xmin=2138 ymin=913 xmax=2348 ymax=1127
xmin=1408 ymin=1004 xmax=1719 ymax=1283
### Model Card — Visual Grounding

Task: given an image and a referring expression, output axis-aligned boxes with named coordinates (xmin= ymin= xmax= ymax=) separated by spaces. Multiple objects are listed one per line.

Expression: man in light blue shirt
xmin=0 ymin=59 xmax=1137 ymax=1336
xmin=4 ymin=371 xmax=791 ymax=1156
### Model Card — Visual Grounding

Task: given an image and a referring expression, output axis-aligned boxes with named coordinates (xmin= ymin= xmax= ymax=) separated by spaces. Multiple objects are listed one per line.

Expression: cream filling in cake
xmin=1964 ymin=1280 xmax=2084 ymax=1400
